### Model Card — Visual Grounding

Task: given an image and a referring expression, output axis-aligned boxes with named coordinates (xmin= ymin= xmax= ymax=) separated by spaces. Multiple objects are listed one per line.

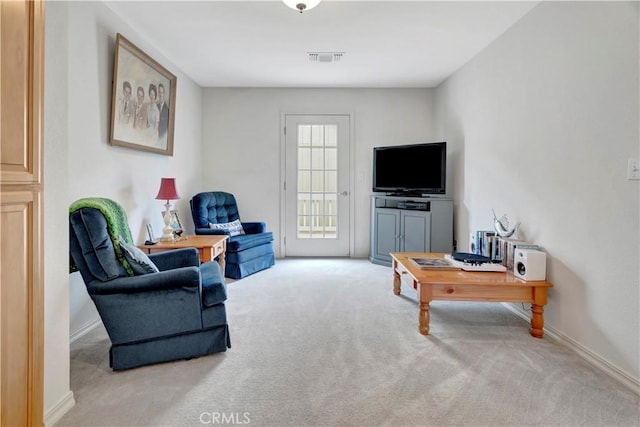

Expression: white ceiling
xmin=104 ymin=1 xmax=539 ymax=88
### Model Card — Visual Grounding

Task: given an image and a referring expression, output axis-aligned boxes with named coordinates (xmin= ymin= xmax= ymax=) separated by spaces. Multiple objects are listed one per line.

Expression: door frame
xmin=279 ymin=111 xmax=355 ymax=258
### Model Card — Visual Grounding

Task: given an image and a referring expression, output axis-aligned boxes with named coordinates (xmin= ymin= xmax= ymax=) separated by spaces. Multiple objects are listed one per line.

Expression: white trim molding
xmin=503 ymin=303 xmax=640 ymax=395
xmin=70 ymin=318 xmax=102 ymax=343
xmin=44 ymin=390 xmax=75 ymax=427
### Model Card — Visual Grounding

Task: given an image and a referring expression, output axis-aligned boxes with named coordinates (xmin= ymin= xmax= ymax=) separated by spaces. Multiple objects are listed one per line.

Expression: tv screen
xmin=373 ymin=142 xmax=446 ymax=195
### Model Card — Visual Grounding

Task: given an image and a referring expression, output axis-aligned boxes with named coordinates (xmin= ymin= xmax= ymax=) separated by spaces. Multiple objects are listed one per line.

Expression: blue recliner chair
xmin=69 ymin=198 xmax=230 ymax=371
xmin=190 ymin=192 xmax=275 ymax=279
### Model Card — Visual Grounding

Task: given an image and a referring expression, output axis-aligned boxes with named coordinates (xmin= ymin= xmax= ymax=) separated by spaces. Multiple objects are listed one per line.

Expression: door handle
xmin=339 ymin=191 xmax=349 ymax=196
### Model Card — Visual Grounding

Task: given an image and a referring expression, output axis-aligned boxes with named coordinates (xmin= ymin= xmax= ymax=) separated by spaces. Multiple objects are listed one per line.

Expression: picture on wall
xmin=109 ymin=33 xmax=177 ymax=156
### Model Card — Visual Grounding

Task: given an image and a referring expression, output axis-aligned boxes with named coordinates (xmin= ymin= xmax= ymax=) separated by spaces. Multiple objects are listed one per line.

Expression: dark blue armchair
xmin=190 ymin=192 xmax=275 ymax=279
xmin=69 ymin=198 xmax=230 ymax=371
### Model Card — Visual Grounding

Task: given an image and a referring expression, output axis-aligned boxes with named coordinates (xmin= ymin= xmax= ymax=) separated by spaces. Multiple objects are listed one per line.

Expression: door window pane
xmin=297 ymin=171 xmax=311 ymax=193
xmin=325 ymin=171 xmax=337 ymax=193
xmin=311 ymin=125 xmax=324 ymax=144
xmin=311 ymin=147 xmax=324 ymax=170
xmin=299 ymin=126 xmax=311 ymax=146
xmin=325 ymin=147 xmax=337 ymax=170
xmin=311 ymin=171 xmax=324 ymax=193
xmin=298 ymin=147 xmax=311 ymax=169
xmin=296 ymin=124 xmax=338 ymax=239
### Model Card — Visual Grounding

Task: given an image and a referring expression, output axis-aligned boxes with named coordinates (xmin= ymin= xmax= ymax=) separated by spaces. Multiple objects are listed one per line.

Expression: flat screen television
xmin=373 ymin=142 xmax=446 ymax=196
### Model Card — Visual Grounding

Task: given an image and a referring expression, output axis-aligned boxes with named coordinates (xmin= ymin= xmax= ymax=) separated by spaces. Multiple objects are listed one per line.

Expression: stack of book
xmin=472 ymin=230 xmax=496 ymax=258
xmin=495 ymin=238 xmax=541 ymax=270
xmin=471 ymin=230 xmax=541 ymax=271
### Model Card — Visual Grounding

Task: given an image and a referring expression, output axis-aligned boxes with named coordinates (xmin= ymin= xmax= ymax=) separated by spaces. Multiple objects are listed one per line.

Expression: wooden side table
xmin=139 ymin=235 xmax=228 ymax=272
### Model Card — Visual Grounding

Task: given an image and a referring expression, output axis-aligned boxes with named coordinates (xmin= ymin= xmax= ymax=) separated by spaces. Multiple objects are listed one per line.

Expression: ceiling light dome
xmin=282 ymin=0 xmax=321 ymax=13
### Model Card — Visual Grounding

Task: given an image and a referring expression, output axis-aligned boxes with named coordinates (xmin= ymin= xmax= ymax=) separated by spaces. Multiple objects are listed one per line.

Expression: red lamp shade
xmin=155 ymin=178 xmax=180 ymax=201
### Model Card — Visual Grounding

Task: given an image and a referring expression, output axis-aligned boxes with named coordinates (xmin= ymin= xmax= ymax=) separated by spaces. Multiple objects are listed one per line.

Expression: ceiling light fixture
xmin=282 ymin=0 xmax=321 ymax=14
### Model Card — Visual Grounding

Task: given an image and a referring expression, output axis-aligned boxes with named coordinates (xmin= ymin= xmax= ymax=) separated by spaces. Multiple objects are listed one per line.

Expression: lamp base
xmin=159 ymin=233 xmax=174 ymax=242
xmin=160 ymin=202 xmax=175 ymax=241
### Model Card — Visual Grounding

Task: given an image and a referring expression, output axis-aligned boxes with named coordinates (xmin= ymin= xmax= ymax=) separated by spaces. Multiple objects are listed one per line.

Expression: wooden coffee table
xmin=390 ymin=252 xmax=553 ymax=338
xmin=139 ymin=235 xmax=228 ymax=272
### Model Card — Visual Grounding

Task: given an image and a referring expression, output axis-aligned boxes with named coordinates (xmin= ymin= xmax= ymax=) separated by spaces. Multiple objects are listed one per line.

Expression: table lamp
xmin=156 ymin=177 xmax=180 ymax=241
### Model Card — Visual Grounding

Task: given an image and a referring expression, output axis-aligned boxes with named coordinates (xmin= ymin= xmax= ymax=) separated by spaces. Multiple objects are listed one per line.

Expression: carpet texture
xmin=57 ymin=258 xmax=639 ymax=426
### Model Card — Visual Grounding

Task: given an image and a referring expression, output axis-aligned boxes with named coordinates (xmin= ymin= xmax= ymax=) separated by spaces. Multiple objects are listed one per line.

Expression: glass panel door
xmin=285 ymin=115 xmax=350 ymax=256
xmin=296 ymin=124 xmax=337 ymax=239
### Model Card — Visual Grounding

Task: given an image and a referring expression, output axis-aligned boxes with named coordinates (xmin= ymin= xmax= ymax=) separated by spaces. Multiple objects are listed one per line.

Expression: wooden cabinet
xmin=0 ymin=1 xmax=45 ymax=425
xmin=370 ymin=196 xmax=453 ymax=266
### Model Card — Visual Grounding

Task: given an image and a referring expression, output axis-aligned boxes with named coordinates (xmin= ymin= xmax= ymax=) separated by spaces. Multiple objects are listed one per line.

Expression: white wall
xmin=44 ymin=1 xmax=204 ymax=422
xmin=435 ymin=1 xmax=639 ymax=382
xmin=201 ymin=88 xmax=435 ymax=257
xmin=43 ymin=1 xmax=73 ymax=422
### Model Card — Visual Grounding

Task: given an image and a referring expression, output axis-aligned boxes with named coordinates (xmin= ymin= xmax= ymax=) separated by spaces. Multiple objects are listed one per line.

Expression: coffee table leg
xmin=419 ymin=302 xmax=430 ymax=335
xmin=530 ymin=287 xmax=547 ymax=338
xmin=418 ymin=283 xmax=432 ymax=335
xmin=392 ymin=259 xmax=401 ymax=295
xmin=530 ymin=304 xmax=545 ymax=338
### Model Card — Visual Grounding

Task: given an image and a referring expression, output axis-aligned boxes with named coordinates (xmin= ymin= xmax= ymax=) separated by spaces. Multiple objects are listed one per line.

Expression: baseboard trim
xmin=502 ymin=302 xmax=639 ymax=395
xmin=70 ymin=318 xmax=101 ymax=343
xmin=44 ymin=390 xmax=75 ymax=427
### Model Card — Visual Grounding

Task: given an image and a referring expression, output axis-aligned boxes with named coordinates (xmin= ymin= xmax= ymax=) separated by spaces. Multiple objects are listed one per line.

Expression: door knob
xmin=339 ymin=191 xmax=349 ymax=196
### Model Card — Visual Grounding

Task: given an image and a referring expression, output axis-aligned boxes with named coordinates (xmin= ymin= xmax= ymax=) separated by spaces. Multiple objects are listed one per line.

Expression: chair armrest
xmin=242 ymin=222 xmax=266 ymax=234
xmin=85 ymin=266 xmax=201 ymax=295
xmin=195 ymin=227 xmax=229 ymax=236
xmin=149 ymin=248 xmax=200 ymax=270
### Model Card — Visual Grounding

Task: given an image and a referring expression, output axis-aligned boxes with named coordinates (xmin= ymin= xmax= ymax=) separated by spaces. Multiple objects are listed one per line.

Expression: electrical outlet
xmin=628 ymin=158 xmax=640 ymax=180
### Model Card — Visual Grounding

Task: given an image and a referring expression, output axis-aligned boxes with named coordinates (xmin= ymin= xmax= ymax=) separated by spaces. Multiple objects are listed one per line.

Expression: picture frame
xmin=109 ymin=33 xmax=177 ymax=156
xmin=160 ymin=210 xmax=182 ymax=231
xmin=146 ymin=223 xmax=156 ymax=243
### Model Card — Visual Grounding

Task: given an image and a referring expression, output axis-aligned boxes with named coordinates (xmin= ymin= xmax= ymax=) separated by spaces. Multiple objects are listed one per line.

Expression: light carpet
xmin=56 ymin=258 xmax=639 ymax=426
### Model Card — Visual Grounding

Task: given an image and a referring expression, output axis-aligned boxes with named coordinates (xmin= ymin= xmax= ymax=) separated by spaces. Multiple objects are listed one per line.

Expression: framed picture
xmin=109 ymin=33 xmax=176 ymax=156
xmin=161 ymin=210 xmax=182 ymax=231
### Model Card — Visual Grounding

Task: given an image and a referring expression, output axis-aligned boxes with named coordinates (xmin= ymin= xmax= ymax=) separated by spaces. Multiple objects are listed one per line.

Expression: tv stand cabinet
xmin=370 ymin=195 xmax=453 ymax=266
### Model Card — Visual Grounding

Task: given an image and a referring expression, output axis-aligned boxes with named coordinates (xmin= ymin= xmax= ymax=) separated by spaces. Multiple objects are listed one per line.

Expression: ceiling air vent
xmin=308 ymin=52 xmax=344 ymax=63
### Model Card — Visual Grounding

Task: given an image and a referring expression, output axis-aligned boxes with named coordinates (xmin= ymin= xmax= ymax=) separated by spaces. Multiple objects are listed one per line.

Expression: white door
xmin=284 ymin=115 xmax=350 ymax=256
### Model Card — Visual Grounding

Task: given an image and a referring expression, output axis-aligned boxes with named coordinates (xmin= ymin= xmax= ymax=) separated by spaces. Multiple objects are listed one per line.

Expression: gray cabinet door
xmin=372 ymin=208 xmax=400 ymax=263
xmin=401 ymin=210 xmax=431 ymax=253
